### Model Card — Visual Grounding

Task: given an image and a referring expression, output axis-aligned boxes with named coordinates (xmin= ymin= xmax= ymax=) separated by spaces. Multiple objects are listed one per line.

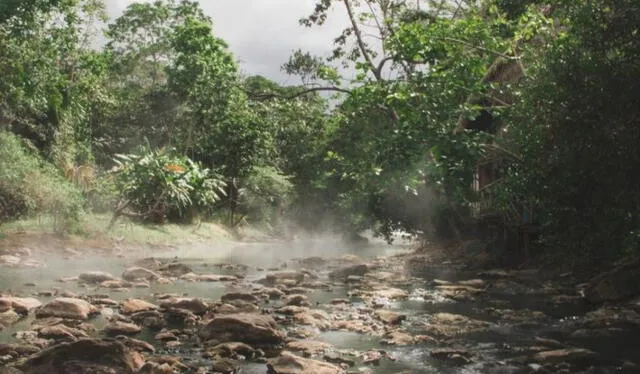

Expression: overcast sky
xmin=105 ymin=0 xmax=351 ymax=84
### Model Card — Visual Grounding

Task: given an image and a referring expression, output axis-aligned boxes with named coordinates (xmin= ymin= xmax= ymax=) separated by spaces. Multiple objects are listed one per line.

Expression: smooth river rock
xmin=199 ymin=313 xmax=285 ymax=347
xmin=35 ymin=298 xmax=98 ymax=320
xmin=267 ymin=351 xmax=343 ymax=374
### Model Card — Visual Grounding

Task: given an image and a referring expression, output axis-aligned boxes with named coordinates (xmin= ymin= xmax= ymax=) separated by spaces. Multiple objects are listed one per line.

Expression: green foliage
xmin=495 ymin=0 xmax=640 ymax=259
xmin=0 ymin=132 xmax=84 ymax=232
xmin=111 ymin=147 xmax=226 ymax=224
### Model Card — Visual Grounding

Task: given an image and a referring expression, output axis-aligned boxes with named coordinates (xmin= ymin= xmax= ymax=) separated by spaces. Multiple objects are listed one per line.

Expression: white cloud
xmin=106 ymin=0 xmax=350 ymax=84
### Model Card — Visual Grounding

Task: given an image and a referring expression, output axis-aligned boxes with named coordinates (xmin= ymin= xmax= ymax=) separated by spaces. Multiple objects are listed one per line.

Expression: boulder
xmin=257 ymin=271 xmax=306 ymax=286
xmin=210 ymin=358 xmax=240 ymax=374
xmin=328 ymin=264 xmax=368 ymax=282
xmin=158 ymin=262 xmax=192 ymax=277
xmin=584 ymin=260 xmax=640 ymax=303
xmin=0 ymin=255 xmax=21 ymax=266
xmin=207 ymin=342 xmax=257 ymax=360
xmin=267 ymin=351 xmax=343 ymax=374
xmin=423 ymin=313 xmax=490 ymax=339
xmin=122 ymin=267 xmax=161 ymax=281
xmin=0 ymin=298 xmax=12 ymax=312
xmin=199 ymin=313 xmax=285 ymax=347
xmin=532 ymin=348 xmax=598 ymax=365
xmin=285 ymin=294 xmax=310 ymax=307
xmin=0 ymin=343 xmax=41 ymax=357
xmin=18 ymin=338 xmax=145 ymax=374
xmin=374 ymin=310 xmax=406 ymax=325
xmin=220 ymin=292 xmax=259 ymax=304
xmin=159 ymin=297 xmax=207 ymax=315
xmin=35 ymin=298 xmax=98 ymax=320
xmin=430 ymin=348 xmax=473 ymax=366
xmin=10 ymin=298 xmax=43 ymax=314
xmin=122 ymin=299 xmax=158 ymax=315
xmin=104 ymin=321 xmax=142 ymax=336
xmin=37 ymin=324 xmax=89 ymax=340
xmin=285 ymin=340 xmax=333 ymax=357
xmin=78 ymin=271 xmax=116 ymax=284
xmin=0 ymin=310 xmax=20 ymax=327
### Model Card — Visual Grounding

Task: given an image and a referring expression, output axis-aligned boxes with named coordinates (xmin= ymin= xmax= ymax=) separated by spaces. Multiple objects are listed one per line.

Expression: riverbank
xmin=0 ymin=213 xmax=251 ymax=259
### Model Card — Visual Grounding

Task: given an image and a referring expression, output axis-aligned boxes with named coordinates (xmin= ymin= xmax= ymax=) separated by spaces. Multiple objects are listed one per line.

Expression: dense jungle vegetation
xmin=0 ymin=0 xmax=638 ymax=266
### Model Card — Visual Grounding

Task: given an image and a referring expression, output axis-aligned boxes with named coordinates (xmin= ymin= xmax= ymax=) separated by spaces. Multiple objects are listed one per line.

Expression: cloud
xmin=107 ymin=0 xmax=350 ymax=84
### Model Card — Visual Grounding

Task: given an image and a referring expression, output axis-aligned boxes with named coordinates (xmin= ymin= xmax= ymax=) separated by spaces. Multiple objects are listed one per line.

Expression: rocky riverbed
xmin=1 ymin=239 xmax=639 ymax=373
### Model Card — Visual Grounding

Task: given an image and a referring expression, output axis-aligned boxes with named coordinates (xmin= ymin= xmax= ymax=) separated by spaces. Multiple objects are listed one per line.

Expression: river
xmin=1 ymin=236 xmax=639 ymax=373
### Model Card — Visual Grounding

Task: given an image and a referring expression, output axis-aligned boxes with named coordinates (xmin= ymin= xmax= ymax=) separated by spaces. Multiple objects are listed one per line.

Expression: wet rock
xmin=374 ymin=310 xmax=406 ymax=325
xmin=220 ymin=292 xmax=259 ymax=304
xmin=532 ymin=348 xmax=598 ymax=365
xmin=297 ymin=257 xmax=328 ymax=269
xmin=285 ymin=340 xmax=333 ymax=357
xmin=257 ymin=271 xmax=306 ymax=286
xmin=422 ymin=313 xmax=490 ymax=338
xmin=332 ymin=319 xmax=377 ymax=335
xmin=285 ymin=294 xmax=310 ymax=307
xmin=199 ymin=313 xmax=285 ymax=347
xmin=0 ymin=297 xmax=41 ymax=314
xmin=256 ymin=288 xmax=286 ymax=300
xmin=104 ymin=321 xmax=142 ymax=336
xmin=330 ymin=299 xmax=349 ymax=305
xmin=368 ymin=287 xmax=409 ymax=301
xmin=154 ymin=331 xmax=179 ymax=342
xmin=163 ymin=308 xmax=198 ymax=327
xmin=201 ymin=274 xmax=239 ymax=282
xmin=131 ymin=310 xmax=166 ymax=329
xmin=122 ymin=299 xmax=158 ymax=315
xmin=18 ymin=338 xmax=145 ymax=374
xmin=0 ymin=310 xmax=21 ymax=327
xmin=0 ymin=298 xmax=11 ymax=312
xmin=485 ymin=308 xmax=548 ymax=327
xmin=138 ymin=362 xmax=174 ymax=374
xmin=158 ymin=262 xmax=193 ymax=277
xmin=380 ymin=330 xmax=420 ymax=346
xmin=277 ymin=305 xmax=308 ymax=316
xmin=0 ymin=343 xmax=41 ymax=357
xmin=100 ymin=279 xmax=132 ymax=289
xmin=0 ymin=255 xmax=21 ymax=267
xmin=37 ymin=324 xmax=89 ymax=340
xmin=584 ymin=260 xmax=640 ymax=303
xmin=294 ymin=309 xmax=332 ymax=330
xmin=225 ymin=300 xmax=260 ymax=313
xmin=115 ymin=336 xmax=155 ymax=354
xmin=36 ymin=298 xmax=98 ymax=320
xmin=430 ymin=348 xmax=473 ymax=366
xmin=122 ymin=267 xmax=161 ymax=281
xmin=210 ymin=358 xmax=240 ymax=374
xmin=159 ymin=297 xmax=208 ymax=314
xmin=267 ymin=351 xmax=343 ymax=374
xmin=360 ymin=350 xmax=395 ymax=366
xmin=323 ymin=352 xmax=355 ymax=367
xmin=78 ymin=271 xmax=116 ymax=284
xmin=206 ymin=342 xmax=257 ymax=360
xmin=328 ymin=264 xmax=368 ymax=282
xmin=92 ymin=298 xmax=119 ymax=307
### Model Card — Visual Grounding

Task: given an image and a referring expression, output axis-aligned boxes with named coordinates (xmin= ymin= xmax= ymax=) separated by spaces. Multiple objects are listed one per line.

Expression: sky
xmin=105 ymin=0 xmax=351 ymax=84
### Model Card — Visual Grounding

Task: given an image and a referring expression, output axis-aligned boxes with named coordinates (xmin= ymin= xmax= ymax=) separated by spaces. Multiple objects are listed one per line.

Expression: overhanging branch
xmin=248 ymin=86 xmax=352 ymax=101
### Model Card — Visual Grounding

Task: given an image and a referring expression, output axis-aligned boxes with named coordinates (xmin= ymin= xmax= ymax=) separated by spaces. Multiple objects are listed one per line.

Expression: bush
xmin=0 ymin=131 xmax=85 ymax=232
xmin=111 ymin=147 xmax=226 ymax=224
xmin=240 ymin=166 xmax=293 ymax=230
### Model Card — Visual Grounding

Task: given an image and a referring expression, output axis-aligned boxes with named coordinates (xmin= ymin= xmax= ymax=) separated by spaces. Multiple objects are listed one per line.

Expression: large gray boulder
xmin=199 ymin=313 xmax=284 ymax=347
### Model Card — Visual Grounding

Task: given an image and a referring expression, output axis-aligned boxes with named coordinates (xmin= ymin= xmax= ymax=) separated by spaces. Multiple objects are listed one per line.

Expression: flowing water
xmin=1 ymin=236 xmax=640 ymax=373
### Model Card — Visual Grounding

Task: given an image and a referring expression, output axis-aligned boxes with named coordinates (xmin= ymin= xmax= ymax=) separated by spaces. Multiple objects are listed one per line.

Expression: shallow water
xmin=1 ymin=236 xmax=639 ymax=373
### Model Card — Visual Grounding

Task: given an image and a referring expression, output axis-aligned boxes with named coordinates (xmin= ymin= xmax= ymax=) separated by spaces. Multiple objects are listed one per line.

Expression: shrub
xmin=111 ymin=147 xmax=226 ymax=224
xmin=0 ymin=131 xmax=84 ymax=232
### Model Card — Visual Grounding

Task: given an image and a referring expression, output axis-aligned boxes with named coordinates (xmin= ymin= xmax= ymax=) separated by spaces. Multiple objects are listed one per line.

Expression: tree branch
xmin=248 ymin=86 xmax=352 ymax=101
xmin=343 ymin=0 xmax=381 ymax=81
